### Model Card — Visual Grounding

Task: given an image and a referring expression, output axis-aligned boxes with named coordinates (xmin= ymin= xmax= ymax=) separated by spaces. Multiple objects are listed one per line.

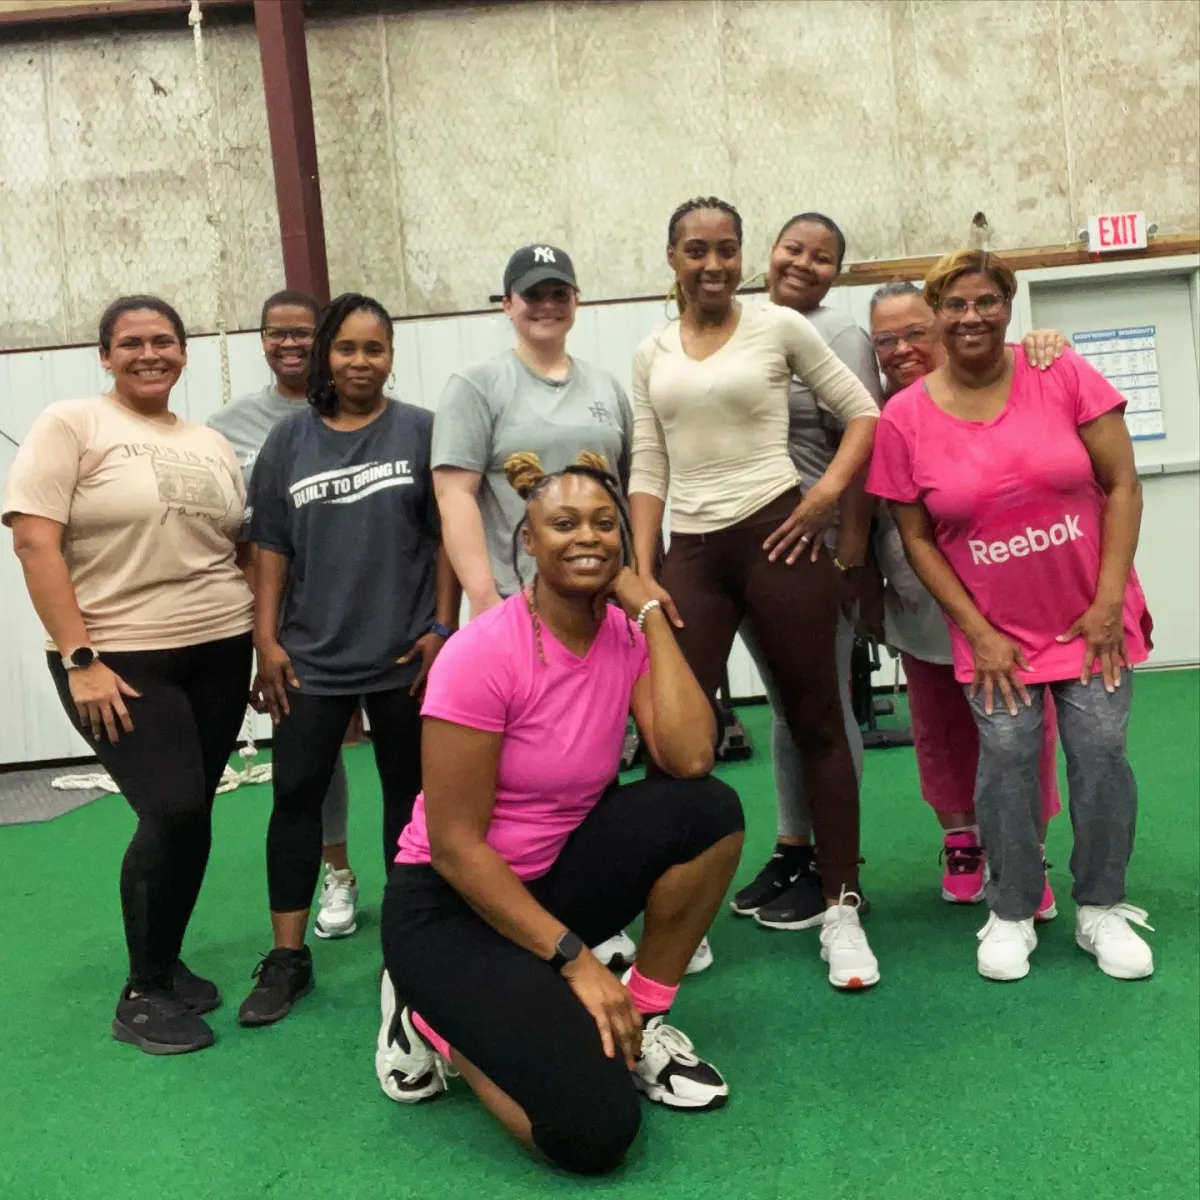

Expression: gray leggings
xmin=742 ymin=613 xmax=864 ymax=840
xmin=968 ymin=674 xmax=1137 ymax=920
xmin=320 ymin=755 xmax=350 ymax=847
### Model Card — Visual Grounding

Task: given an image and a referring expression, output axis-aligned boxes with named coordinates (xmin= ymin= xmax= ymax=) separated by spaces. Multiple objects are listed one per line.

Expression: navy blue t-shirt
xmin=248 ymin=401 xmax=438 ymax=695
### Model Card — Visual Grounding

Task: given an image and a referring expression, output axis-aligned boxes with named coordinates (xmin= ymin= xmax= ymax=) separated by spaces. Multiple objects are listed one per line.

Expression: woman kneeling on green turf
xmin=377 ymin=451 xmax=743 ymax=1175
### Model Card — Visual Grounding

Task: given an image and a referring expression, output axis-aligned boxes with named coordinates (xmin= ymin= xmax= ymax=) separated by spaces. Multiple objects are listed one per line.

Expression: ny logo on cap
xmin=533 ymin=246 xmax=556 ymax=263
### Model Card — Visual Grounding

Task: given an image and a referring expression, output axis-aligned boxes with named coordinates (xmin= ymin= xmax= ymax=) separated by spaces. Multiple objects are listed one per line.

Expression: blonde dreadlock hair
xmin=503 ymin=449 xmax=636 ymax=664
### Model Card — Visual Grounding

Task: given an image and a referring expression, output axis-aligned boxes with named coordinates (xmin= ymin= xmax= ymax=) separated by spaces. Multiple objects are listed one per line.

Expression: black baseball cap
xmin=502 ymin=244 xmax=578 ymax=298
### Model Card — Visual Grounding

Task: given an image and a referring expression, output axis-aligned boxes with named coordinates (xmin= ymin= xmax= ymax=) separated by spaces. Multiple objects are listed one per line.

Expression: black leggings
xmin=382 ymin=775 xmax=744 ymax=1176
xmin=268 ymin=685 xmax=422 ymax=912
xmin=661 ymin=488 xmax=860 ymax=893
xmin=47 ymin=633 xmax=253 ymax=992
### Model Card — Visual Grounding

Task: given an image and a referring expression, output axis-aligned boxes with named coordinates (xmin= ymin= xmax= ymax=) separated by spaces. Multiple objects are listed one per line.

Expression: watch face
xmin=70 ymin=647 xmax=96 ymax=668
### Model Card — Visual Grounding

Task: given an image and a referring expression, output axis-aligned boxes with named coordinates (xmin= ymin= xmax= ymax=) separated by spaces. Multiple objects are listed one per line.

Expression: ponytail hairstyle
xmin=99 ymin=295 xmax=186 ymax=351
xmin=504 ymin=450 xmax=637 ymax=661
xmin=666 ymin=196 xmax=744 ymax=316
xmin=307 ymin=292 xmax=394 ymax=417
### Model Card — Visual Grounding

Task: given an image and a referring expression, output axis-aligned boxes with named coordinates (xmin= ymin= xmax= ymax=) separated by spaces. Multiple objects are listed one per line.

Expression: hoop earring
xmin=664 ymin=285 xmax=680 ymax=320
xmin=387 ymin=372 xmax=396 ymax=391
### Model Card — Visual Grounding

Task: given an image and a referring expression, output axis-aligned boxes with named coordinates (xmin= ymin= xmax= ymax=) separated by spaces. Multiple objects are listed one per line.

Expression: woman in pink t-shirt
xmin=377 ymin=451 xmax=744 ymax=1175
xmin=868 ymin=250 xmax=1155 ymax=985
xmin=867 ymin=281 xmax=1064 ymax=911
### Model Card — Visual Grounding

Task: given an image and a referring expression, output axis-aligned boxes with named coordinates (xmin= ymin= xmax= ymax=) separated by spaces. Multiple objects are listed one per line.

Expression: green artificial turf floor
xmin=1 ymin=670 xmax=1197 ymax=1200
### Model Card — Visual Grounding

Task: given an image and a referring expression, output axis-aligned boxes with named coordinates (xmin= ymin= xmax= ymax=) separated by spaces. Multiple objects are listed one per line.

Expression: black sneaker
xmin=754 ymin=867 xmax=826 ymax=930
xmin=171 ymin=959 xmax=221 ymax=1015
xmin=729 ymin=846 xmax=813 ymax=916
xmin=237 ymin=947 xmax=314 ymax=1027
xmin=112 ymin=986 xmax=216 ymax=1056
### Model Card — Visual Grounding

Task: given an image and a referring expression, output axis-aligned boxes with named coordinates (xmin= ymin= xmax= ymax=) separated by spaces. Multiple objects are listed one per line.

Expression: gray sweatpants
xmin=968 ymin=674 xmax=1137 ymax=920
xmin=320 ymin=754 xmax=351 ymax=847
xmin=742 ymin=614 xmax=864 ymax=840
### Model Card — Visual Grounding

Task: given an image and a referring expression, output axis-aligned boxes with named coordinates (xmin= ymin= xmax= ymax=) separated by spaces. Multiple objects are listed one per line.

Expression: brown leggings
xmin=660 ymin=488 xmax=860 ymax=895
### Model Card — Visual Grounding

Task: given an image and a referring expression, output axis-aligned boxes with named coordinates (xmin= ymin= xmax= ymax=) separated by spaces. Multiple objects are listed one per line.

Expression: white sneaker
xmin=375 ymin=972 xmax=447 ymax=1104
xmin=314 ymin=865 xmax=358 ymax=939
xmin=592 ymin=929 xmax=637 ymax=972
xmin=684 ymin=936 xmax=714 ymax=976
xmin=1076 ymin=904 xmax=1155 ymax=980
xmin=976 ymin=912 xmax=1037 ymax=981
xmin=633 ymin=1016 xmax=727 ymax=1111
xmin=819 ymin=892 xmax=880 ymax=990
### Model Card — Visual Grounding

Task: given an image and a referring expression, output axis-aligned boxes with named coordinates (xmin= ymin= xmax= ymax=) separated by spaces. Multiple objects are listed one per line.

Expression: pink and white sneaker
xmin=1035 ymin=862 xmax=1057 ymax=922
xmin=940 ymin=832 xmax=987 ymax=904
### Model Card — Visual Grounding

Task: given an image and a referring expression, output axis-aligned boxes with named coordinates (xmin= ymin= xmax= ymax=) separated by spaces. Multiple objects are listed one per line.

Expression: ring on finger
xmin=799 ymin=533 xmax=812 ymax=544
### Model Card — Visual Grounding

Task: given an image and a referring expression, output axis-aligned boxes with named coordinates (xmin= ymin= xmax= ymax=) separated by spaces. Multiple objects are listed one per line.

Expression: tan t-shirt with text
xmin=2 ymin=393 xmax=254 ymax=652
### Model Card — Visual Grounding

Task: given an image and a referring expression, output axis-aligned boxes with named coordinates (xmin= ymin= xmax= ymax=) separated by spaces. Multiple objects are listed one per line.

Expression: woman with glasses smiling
xmin=209 ymin=291 xmax=366 ymax=945
xmin=868 ymin=251 xmax=1155 ymax=983
xmin=866 ymin=282 xmax=1068 ymax=911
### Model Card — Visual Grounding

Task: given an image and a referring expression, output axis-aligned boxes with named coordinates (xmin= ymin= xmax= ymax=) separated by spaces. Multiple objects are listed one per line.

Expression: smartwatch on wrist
xmin=62 ymin=646 xmax=97 ymax=671
xmin=430 ymin=622 xmax=455 ymax=640
xmin=548 ymin=930 xmax=585 ymax=972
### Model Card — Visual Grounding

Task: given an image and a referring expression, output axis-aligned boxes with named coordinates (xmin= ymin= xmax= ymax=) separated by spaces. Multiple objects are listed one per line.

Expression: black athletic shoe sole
xmin=237 ymin=978 xmax=314 ymax=1028
xmin=111 ymin=1018 xmax=215 ymax=1056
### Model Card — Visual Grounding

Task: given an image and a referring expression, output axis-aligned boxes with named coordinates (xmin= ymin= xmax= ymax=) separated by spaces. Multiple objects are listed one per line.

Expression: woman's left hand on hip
xmin=763 ymin=481 xmax=839 ymax=565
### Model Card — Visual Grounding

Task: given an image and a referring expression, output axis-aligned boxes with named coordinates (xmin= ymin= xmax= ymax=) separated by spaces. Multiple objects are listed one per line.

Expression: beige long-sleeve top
xmin=629 ymin=300 xmax=880 ymax=534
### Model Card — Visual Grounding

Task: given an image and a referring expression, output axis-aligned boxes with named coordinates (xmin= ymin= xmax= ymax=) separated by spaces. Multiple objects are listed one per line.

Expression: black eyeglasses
xmin=263 ymin=327 xmax=315 ymax=346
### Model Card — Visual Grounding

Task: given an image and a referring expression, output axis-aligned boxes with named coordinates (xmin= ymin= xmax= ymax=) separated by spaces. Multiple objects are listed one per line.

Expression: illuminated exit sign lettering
xmin=1086 ymin=211 xmax=1148 ymax=252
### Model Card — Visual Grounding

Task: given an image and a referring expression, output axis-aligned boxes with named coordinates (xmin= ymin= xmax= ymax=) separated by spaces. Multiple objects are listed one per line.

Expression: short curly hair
xmin=923 ymin=249 xmax=1016 ymax=311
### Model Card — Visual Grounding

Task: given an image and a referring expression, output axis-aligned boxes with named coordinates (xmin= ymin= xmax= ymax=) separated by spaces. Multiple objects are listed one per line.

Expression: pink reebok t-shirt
xmin=866 ymin=348 xmax=1152 ymax=684
xmin=396 ymin=594 xmax=650 ymax=880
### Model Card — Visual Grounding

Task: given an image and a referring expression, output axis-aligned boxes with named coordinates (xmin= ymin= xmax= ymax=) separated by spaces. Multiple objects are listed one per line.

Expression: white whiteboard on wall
xmin=1018 ymin=257 xmax=1200 ymax=474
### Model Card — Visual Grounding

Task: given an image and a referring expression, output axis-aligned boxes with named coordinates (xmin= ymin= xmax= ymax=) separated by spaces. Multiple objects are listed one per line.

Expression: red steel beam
xmin=253 ymin=0 xmax=329 ymax=304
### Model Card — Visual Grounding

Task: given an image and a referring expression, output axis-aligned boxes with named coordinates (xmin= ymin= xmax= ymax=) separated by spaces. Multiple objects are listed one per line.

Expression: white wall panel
xmin=3 ymin=268 xmax=1197 ymax=765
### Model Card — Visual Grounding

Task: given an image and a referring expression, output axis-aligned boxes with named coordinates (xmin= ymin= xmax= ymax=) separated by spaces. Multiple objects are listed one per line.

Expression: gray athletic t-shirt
xmin=431 ymin=350 xmax=632 ymax=597
xmin=207 ymin=383 xmax=304 ymax=486
xmin=248 ymin=402 xmax=439 ymax=695
xmin=781 ymin=303 xmax=883 ymax=547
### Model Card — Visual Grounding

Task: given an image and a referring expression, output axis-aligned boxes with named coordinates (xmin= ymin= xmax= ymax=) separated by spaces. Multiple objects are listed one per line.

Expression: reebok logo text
xmin=969 ymin=514 xmax=1082 ymax=565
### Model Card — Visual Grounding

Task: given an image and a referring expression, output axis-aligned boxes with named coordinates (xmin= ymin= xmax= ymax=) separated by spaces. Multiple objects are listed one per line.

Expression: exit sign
xmin=1087 ymin=211 xmax=1148 ymax=252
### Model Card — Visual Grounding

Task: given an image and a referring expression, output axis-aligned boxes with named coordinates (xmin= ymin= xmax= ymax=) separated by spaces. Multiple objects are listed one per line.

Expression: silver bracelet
xmin=635 ymin=599 xmax=662 ymax=631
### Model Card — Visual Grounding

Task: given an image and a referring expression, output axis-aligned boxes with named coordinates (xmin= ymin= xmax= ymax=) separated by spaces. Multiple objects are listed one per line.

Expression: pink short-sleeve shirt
xmin=866 ymin=348 xmax=1152 ymax=684
xmin=396 ymin=595 xmax=649 ymax=880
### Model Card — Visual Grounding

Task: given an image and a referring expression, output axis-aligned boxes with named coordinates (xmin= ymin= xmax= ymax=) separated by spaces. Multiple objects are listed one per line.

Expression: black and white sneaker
xmin=112 ymin=986 xmax=216 ymax=1056
xmin=633 ymin=1016 xmax=728 ymax=1111
xmin=237 ymin=946 xmax=313 ymax=1027
xmin=375 ymin=972 xmax=447 ymax=1104
xmin=730 ymin=846 xmax=813 ymax=916
xmin=753 ymin=866 xmax=826 ymax=930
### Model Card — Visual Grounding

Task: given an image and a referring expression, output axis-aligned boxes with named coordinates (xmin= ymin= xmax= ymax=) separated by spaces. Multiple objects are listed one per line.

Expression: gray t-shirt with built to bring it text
xmin=248 ymin=401 xmax=439 ymax=696
xmin=431 ymin=350 xmax=633 ymax=598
